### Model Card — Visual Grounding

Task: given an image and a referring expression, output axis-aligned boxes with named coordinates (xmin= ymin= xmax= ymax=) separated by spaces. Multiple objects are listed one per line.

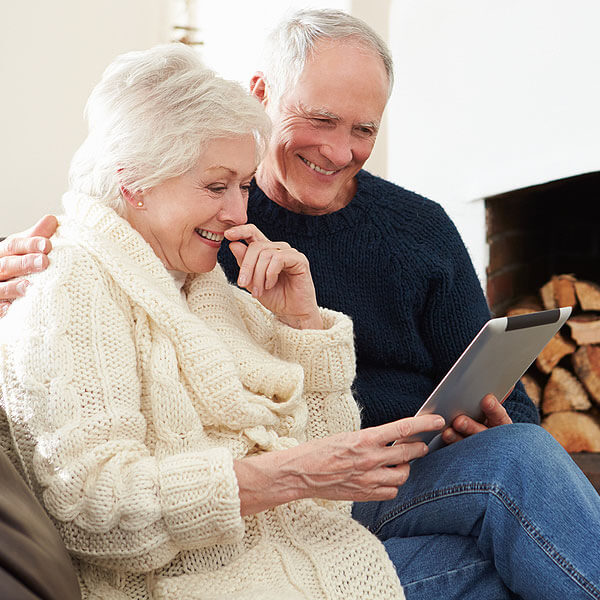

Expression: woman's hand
xmin=0 ymin=215 xmax=57 ymax=316
xmin=225 ymin=224 xmax=323 ymax=329
xmin=234 ymin=414 xmax=445 ymax=516
xmin=442 ymin=393 xmax=513 ymax=444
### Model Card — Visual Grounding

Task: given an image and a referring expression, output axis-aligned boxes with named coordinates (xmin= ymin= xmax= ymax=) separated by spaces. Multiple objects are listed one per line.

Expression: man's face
xmin=257 ymin=39 xmax=389 ymax=215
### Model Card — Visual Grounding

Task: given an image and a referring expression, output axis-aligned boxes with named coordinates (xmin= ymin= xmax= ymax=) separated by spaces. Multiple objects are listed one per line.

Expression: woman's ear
xmin=120 ymin=186 xmax=145 ymax=209
xmin=250 ymin=72 xmax=268 ymax=106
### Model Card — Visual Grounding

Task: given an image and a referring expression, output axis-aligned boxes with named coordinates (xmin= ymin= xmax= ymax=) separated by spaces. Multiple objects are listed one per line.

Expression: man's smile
xmin=300 ymin=156 xmax=339 ymax=176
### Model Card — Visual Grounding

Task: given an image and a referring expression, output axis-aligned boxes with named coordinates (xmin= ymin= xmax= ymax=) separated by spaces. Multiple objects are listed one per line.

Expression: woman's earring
xmin=136 ymin=200 xmax=144 ymax=208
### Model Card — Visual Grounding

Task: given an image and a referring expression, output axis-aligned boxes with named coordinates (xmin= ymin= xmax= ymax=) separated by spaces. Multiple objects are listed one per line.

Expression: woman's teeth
xmin=301 ymin=157 xmax=336 ymax=175
xmin=195 ymin=229 xmax=224 ymax=242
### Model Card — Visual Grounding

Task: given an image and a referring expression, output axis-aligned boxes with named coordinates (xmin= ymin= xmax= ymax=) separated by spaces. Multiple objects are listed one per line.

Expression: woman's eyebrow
xmin=204 ymin=166 xmax=257 ymax=178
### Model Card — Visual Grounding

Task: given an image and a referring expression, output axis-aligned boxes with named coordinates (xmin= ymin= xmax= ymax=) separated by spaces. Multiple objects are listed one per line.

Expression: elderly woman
xmin=0 ymin=44 xmax=442 ymax=599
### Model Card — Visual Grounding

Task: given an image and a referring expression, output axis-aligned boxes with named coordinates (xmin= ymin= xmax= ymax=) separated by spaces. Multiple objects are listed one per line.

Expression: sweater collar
xmin=247 ymin=170 xmax=373 ymax=237
xmin=60 ymin=191 xmax=199 ymax=305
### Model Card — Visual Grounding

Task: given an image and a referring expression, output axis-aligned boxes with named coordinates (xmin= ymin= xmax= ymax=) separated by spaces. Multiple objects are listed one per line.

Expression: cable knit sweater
xmin=218 ymin=171 xmax=539 ymax=429
xmin=0 ymin=193 xmax=403 ymax=600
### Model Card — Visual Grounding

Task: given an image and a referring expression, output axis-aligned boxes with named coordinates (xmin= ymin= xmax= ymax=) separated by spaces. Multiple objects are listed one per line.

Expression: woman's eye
xmin=208 ymin=186 xmax=226 ymax=193
xmin=241 ymin=184 xmax=252 ymax=193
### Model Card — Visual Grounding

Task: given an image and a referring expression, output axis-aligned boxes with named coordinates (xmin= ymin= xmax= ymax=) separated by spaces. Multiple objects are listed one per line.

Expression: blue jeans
xmin=352 ymin=424 xmax=600 ymax=600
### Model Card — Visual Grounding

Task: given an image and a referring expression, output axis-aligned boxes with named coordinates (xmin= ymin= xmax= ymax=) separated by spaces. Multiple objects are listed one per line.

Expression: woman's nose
xmin=219 ymin=188 xmax=248 ymax=225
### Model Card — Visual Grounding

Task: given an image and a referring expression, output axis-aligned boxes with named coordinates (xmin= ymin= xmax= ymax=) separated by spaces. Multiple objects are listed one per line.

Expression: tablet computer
xmin=410 ymin=306 xmax=572 ymax=451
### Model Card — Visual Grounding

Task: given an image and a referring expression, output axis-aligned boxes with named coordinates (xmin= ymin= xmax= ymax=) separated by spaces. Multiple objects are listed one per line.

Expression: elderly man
xmin=3 ymin=10 xmax=600 ymax=600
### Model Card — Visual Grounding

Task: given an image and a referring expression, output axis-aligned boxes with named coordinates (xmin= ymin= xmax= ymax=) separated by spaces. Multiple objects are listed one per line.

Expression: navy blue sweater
xmin=218 ymin=170 xmax=539 ymax=429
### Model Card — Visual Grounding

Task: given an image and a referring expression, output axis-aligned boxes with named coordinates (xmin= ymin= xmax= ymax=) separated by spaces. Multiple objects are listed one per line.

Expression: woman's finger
xmin=251 ymin=249 xmax=276 ymax=297
xmin=264 ymin=250 xmax=289 ymax=290
xmin=228 ymin=240 xmax=248 ymax=269
xmin=382 ymin=440 xmax=429 ymax=466
xmin=368 ymin=414 xmax=445 ymax=447
xmin=224 ymin=223 xmax=269 ymax=245
xmin=236 ymin=241 xmax=266 ymax=288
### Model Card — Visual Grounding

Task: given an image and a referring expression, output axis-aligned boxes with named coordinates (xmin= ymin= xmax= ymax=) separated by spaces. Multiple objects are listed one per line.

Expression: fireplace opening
xmin=485 ymin=171 xmax=600 ymax=489
xmin=485 ymin=171 xmax=600 ymax=317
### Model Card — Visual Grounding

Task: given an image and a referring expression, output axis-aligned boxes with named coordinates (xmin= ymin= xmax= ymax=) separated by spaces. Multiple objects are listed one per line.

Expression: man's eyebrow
xmin=357 ymin=120 xmax=380 ymax=133
xmin=297 ymin=102 xmax=340 ymax=121
xmin=296 ymin=102 xmax=380 ymax=132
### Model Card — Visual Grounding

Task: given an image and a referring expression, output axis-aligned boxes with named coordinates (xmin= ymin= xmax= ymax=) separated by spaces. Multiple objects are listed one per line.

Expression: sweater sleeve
xmin=231 ymin=288 xmax=360 ymax=437
xmin=0 ymin=246 xmax=244 ymax=573
xmin=408 ymin=204 xmax=539 ymax=425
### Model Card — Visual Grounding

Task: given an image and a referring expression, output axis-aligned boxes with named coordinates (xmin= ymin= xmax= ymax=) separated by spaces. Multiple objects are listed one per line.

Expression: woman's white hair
xmin=69 ymin=43 xmax=271 ymax=214
xmin=261 ymin=8 xmax=394 ymax=106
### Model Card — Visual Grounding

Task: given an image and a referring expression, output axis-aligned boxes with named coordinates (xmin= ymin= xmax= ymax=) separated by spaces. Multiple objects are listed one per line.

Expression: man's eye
xmin=208 ymin=186 xmax=226 ymax=193
xmin=241 ymin=184 xmax=252 ymax=192
xmin=311 ymin=118 xmax=331 ymax=125
xmin=356 ymin=126 xmax=374 ymax=137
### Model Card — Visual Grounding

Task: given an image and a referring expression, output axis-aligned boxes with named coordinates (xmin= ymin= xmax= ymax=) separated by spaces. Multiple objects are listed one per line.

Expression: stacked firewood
xmin=506 ymin=274 xmax=600 ymax=453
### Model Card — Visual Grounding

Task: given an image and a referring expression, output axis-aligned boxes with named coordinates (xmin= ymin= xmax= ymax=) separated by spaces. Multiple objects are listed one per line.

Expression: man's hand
xmin=442 ymin=393 xmax=513 ymax=444
xmin=0 ymin=215 xmax=58 ymax=315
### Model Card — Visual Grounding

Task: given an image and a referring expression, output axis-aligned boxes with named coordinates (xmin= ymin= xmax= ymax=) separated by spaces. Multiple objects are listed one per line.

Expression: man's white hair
xmin=69 ymin=43 xmax=271 ymax=214
xmin=261 ymin=8 xmax=394 ymax=107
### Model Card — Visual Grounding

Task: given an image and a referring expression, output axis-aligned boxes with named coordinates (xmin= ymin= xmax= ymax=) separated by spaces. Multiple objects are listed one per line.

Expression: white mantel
xmin=385 ymin=0 xmax=600 ymax=285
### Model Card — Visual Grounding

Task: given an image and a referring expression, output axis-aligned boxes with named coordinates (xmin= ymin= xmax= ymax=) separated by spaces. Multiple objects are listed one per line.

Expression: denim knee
xmin=475 ymin=423 xmax=585 ymax=493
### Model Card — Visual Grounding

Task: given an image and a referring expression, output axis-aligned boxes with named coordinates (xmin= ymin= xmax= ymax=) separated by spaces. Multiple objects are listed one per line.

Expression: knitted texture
xmin=0 ymin=192 xmax=403 ymax=599
xmin=218 ymin=171 xmax=539 ymax=429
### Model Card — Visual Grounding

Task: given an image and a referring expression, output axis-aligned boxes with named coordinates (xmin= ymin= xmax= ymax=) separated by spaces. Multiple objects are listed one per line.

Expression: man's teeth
xmin=301 ymin=157 xmax=336 ymax=175
xmin=195 ymin=229 xmax=224 ymax=242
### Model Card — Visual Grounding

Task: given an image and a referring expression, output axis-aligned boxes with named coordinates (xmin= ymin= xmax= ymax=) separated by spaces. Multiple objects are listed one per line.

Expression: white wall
xmin=1 ymin=0 xmax=170 ymax=234
xmin=386 ymin=0 xmax=600 ymax=282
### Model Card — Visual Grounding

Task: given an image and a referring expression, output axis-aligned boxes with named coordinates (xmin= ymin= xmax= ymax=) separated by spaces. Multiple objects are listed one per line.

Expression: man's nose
xmin=219 ymin=188 xmax=248 ymax=225
xmin=318 ymin=130 xmax=353 ymax=168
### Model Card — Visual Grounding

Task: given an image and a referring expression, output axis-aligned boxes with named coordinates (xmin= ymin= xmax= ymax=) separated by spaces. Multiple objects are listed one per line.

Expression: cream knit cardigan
xmin=0 ymin=192 xmax=404 ymax=600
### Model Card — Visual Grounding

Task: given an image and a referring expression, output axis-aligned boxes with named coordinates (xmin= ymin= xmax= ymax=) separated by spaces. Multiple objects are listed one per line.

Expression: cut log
xmin=566 ymin=314 xmax=600 ymax=345
xmin=540 ymin=274 xmax=577 ymax=310
xmin=535 ymin=333 xmax=576 ymax=374
xmin=520 ymin=373 xmax=541 ymax=407
xmin=542 ymin=411 xmax=600 ymax=453
xmin=541 ymin=367 xmax=591 ymax=414
xmin=572 ymin=345 xmax=600 ymax=405
xmin=575 ymin=280 xmax=600 ymax=311
xmin=540 ymin=280 xmax=556 ymax=310
xmin=505 ymin=296 xmax=543 ymax=317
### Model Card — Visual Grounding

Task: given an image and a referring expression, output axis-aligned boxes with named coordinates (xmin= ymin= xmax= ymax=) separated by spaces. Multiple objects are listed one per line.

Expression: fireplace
xmin=486 ymin=171 xmax=600 ymax=317
xmin=484 ymin=171 xmax=600 ymax=492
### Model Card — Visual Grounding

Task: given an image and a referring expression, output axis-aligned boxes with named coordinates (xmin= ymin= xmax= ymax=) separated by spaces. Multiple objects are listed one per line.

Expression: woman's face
xmin=129 ymin=135 xmax=257 ymax=273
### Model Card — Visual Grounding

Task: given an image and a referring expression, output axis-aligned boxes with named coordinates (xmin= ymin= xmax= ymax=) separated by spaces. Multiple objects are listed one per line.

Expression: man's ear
xmin=250 ymin=71 xmax=268 ymax=105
